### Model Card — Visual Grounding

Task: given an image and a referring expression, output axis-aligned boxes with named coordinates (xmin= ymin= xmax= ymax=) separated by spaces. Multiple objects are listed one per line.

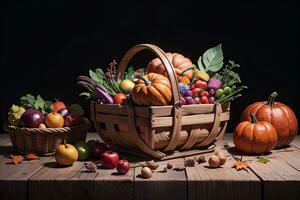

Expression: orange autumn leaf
xmin=9 ymin=155 xmax=23 ymax=165
xmin=25 ymin=153 xmax=39 ymax=160
xmin=232 ymin=160 xmax=249 ymax=171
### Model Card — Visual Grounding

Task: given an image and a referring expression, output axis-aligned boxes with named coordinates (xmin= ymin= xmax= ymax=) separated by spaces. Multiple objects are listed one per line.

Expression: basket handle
xmin=116 ymin=44 xmax=182 ymax=152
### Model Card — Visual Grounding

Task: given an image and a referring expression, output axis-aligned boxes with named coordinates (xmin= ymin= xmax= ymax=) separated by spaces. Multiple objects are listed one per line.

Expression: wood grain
xmin=134 ymin=158 xmax=186 ymax=200
xmin=1 ymin=133 xmax=300 ymax=200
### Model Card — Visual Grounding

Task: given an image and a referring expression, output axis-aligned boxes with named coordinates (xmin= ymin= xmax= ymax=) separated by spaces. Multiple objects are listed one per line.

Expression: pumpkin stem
xmin=179 ymin=66 xmax=194 ymax=76
xmin=141 ymin=77 xmax=151 ymax=85
xmin=250 ymin=113 xmax=258 ymax=124
xmin=266 ymin=92 xmax=278 ymax=106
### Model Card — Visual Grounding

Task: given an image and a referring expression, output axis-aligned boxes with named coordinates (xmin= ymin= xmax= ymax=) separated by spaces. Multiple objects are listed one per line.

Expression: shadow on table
xmin=225 ymin=145 xmax=291 ymax=157
xmin=0 ymin=146 xmax=14 ymax=156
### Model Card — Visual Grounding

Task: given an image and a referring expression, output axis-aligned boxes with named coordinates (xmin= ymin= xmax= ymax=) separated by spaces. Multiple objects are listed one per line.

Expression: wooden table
xmin=0 ymin=133 xmax=300 ymax=200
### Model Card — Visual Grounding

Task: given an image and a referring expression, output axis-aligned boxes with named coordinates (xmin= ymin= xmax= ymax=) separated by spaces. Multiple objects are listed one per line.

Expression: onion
xmin=208 ymin=78 xmax=222 ymax=90
xmin=209 ymin=96 xmax=215 ymax=104
xmin=184 ymin=96 xmax=195 ymax=105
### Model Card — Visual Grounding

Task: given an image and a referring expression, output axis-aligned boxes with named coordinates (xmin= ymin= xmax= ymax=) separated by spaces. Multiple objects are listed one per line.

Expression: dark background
xmin=1 ymin=1 xmax=299 ymax=133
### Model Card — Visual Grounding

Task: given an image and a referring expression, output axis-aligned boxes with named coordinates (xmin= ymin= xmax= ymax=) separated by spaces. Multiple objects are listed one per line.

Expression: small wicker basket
xmin=3 ymin=118 xmax=91 ymax=155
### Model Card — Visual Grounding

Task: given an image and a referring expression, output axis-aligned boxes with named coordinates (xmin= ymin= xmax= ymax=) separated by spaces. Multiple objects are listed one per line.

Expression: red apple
xmin=116 ymin=159 xmax=130 ymax=175
xmin=64 ymin=113 xmax=82 ymax=127
xmin=91 ymin=141 xmax=109 ymax=158
xmin=101 ymin=151 xmax=119 ymax=169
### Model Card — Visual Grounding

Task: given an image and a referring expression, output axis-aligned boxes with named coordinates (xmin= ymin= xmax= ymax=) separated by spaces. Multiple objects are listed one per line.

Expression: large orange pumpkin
xmin=241 ymin=92 xmax=298 ymax=148
xmin=234 ymin=113 xmax=278 ymax=154
xmin=132 ymin=73 xmax=172 ymax=106
xmin=146 ymin=53 xmax=194 ymax=79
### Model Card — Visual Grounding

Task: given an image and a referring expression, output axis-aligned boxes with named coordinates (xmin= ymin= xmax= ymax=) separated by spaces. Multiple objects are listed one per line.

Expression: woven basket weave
xmin=3 ymin=118 xmax=91 ymax=155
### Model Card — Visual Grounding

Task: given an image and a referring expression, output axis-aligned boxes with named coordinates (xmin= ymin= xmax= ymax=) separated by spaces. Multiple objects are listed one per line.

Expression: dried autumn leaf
xmin=257 ymin=156 xmax=270 ymax=164
xmin=232 ymin=160 xmax=249 ymax=171
xmin=9 ymin=155 xmax=23 ymax=165
xmin=25 ymin=153 xmax=39 ymax=160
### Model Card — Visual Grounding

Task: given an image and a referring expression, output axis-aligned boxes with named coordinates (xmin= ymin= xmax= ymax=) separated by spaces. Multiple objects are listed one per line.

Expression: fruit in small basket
xmin=53 ymin=101 xmax=67 ymax=113
xmin=113 ymin=93 xmax=127 ymax=104
xmin=55 ymin=144 xmax=78 ymax=166
xmin=8 ymin=105 xmax=26 ymax=126
xmin=38 ymin=123 xmax=46 ymax=128
xmin=101 ymin=151 xmax=119 ymax=169
xmin=74 ymin=141 xmax=91 ymax=161
xmin=58 ymin=108 xmax=69 ymax=118
xmin=234 ymin=113 xmax=277 ymax=154
xmin=146 ymin=53 xmax=194 ymax=79
xmin=21 ymin=108 xmax=45 ymax=128
xmin=132 ymin=73 xmax=172 ymax=106
xmin=64 ymin=113 xmax=82 ymax=127
xmin=119 ymin=79 xmax=135 ymax=94
xmin=45 ymin=112 xmax=64 ymax=128
xmin=240 ymin=92 xmax=298 ymax=148
xmin=91 ymin=141 xmax=109 ymax=158
xmin=117 ymin=159 xmax=130 ymax=175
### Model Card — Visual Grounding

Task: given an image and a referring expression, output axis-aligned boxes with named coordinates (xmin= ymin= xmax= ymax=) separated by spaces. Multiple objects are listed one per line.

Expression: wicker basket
xmin=90 ymin=44 xmax=230 ymax=160
xmin=3 ymin=118 xmax=91 ymax=155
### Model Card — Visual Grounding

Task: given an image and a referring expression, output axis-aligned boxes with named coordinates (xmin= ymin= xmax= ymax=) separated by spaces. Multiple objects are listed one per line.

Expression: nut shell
xmin=208 ymin=155 xmax=220 ymax=168
xmin=216 ymin=152 xmax=226 ymax=166
xmin=141 ymin=167 xmax=152 ymax=179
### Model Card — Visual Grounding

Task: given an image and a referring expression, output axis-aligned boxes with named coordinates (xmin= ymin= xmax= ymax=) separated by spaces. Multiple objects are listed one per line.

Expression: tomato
xmin=53 ymin=101 xmax=67 ymax=112
xmin=191 ymin=88 xmax=201 ymax=95
xmin=200 ymin=96 xmax=209 ymax=104
xmin=55 ymin=144 xmax=78 ymax=166
xmin=194 ymin=80 xmax=208 ymax=89
xmin=45 ymin=112 xmax=64 ymax=128
xmin=199 ymin=91 xmax=210 ymax=98
xmin=113 ymin=93 xmax=127 ymax=104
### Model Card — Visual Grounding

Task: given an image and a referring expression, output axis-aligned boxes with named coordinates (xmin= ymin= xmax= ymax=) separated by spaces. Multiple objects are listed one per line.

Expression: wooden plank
xmin=185 ymin=144 xmax=261 ymax=200
xmin=223 ymin=134 xmax=300 ymax=200
xmin=151 ymin=112 xmax=230 ymax=128
xmin=95 ymin=113 xmax=150 ymax=127
xmin=95 ymin=102 xmax=215 ymax=117
xmin=291 ymin=137 xmax=300 ymax=149
xmin=28 ymin=157 xmax=135 ymax=200
xmin=0 ymin=135 xmax=52 ymax=200
xmin=134 ymin=158 xmax=186 ymax=200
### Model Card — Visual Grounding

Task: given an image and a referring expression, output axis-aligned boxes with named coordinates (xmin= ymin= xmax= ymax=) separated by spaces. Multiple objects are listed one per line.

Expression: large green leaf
xmin=197 ymin=44 xmax=224 ymax=73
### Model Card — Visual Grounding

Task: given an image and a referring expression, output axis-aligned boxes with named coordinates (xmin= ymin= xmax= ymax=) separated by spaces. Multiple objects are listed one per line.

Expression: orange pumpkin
xmin=234 ymin=113 xmax=277 ymax=154
xmin=241 ymin=92 xmax=298 ymax=148
xmin=146 ymin=53 xmax=194 ymax=79
xmin=132 ymin=73 xmax=172 ymax=106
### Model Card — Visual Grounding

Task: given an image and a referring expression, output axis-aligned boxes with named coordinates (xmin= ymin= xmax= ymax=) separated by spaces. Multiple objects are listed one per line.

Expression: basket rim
xmin=3 ymin=118 xmax=91 ymax=134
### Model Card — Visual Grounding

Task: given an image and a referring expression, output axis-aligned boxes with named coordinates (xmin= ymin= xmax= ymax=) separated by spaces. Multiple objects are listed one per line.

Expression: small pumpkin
xmin=146 ymin=53 xmax=194 ymax=79
xmin=132 ymin=73 xmax=172 ymax=106
xmin=241 ymin=92 xmax=298 ymax=148
xmin=234 ymin=113 xmax=278 ymax=154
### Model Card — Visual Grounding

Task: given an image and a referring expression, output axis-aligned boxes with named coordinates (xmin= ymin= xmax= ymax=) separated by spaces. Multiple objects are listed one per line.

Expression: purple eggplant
xmin=95 ymin=86 xmax=114 ymax=104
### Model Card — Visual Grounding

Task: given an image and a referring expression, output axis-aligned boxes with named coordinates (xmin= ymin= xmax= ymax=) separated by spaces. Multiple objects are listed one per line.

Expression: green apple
xmin=74 ymin=141 xmax=91 ymax=161
xmin=119 ymin=79 xmax=135 ymax=94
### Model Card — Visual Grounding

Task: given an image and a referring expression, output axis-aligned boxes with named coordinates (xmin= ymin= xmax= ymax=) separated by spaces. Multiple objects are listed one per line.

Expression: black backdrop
xmin=1 ymin=2 xmax=299 ymax=133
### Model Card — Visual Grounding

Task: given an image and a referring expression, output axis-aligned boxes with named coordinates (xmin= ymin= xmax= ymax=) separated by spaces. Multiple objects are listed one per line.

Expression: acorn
xmin=141 ymin=167 xmax=152 ymax=179
xmin=208 ymin=155 xmax=220 ymax=168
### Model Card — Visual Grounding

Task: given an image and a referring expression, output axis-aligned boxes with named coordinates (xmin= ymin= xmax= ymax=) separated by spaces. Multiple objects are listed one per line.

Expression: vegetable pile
xmin=7 ymin=94 xmax=85 ymax=128
xmin=78 ymin=45 xmax=246 ymax=106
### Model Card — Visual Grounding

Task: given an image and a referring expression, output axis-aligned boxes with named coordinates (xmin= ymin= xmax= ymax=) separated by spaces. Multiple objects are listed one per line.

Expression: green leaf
xmin=197 ymin=44 xmax=224 ymax=74
xmin=80 ymin=92 xmax=91 ymax=97
xmin=257 ymin=156 xmax=271 ymax=164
